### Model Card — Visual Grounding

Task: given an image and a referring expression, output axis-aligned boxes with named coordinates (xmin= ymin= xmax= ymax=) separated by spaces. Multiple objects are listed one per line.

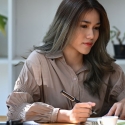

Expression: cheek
xmin=71 ymin=34 xmax=82 ymax=45
xmin=95 ymin=32 xmax=99 ymax=41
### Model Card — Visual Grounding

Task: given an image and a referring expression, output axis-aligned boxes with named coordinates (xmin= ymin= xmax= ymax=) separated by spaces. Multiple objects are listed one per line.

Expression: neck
xmin=63 ymin=46 xmax=84 ymax=72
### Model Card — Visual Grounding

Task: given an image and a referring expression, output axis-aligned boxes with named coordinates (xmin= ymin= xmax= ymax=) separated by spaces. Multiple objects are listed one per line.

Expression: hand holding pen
xmin=60 ymin=90 xmax=97 ymax=115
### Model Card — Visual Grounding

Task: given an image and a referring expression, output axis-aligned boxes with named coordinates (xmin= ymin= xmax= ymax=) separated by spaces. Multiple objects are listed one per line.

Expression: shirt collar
xmin=35 ymin=49 xmax=63 ymax=59
xmin=35 ymin=49 xmax=88 ymax=72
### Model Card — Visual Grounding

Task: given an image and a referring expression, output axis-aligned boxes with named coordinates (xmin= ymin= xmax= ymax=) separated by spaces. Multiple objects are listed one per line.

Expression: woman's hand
xmin=106 ymin=98 xmax=125 ymax=119
xmin=68 ymin=102 xmax=96 ymax=123
xmin=57 ymin=102 xmax=96 ymax=123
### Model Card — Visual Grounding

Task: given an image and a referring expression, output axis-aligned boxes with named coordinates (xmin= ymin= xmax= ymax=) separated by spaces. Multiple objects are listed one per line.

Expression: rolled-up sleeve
xmin=6 ymin=52 xmax=60 ymax=123
xmin=109 ymin=63 xmax=125 ymax=101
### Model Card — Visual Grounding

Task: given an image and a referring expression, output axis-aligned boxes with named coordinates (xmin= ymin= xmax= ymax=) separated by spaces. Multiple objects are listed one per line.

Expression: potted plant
xmin=0 ymin=14 xmax=7 ymax=36
xmin=110 ymin=26 xmax=125 ymax=59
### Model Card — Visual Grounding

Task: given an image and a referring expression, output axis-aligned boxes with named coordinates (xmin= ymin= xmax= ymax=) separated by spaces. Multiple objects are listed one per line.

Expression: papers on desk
xmin=87 ymin=118 xmax=125 ymax=125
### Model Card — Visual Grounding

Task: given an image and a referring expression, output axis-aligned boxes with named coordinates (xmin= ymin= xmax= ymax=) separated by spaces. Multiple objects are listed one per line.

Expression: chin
xmin=81 ymin=50 xmax=91 ymax=55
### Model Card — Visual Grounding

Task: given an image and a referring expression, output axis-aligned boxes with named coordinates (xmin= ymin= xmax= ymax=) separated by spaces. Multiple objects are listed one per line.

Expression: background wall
xmin=0 ymin=0 xmax=125 ymax=116
xmin=14 ymin=0 xmax=62 ymax=57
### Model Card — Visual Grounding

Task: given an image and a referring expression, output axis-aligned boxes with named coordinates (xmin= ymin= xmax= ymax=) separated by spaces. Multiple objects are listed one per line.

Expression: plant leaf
xmin=0 ymin=14 xmax=8 ymax=36
xmin=110 ymin=30 xmax=116 ymax=40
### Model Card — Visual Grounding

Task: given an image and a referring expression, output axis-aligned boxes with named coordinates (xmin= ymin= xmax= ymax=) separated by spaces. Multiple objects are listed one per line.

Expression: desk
xmin=0 ymin=116 xmax=7 ymax=121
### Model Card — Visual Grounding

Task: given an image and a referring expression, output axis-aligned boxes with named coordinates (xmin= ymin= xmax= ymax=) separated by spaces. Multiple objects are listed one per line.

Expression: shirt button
xmin=73 ymin=77 xmax=77 ymax=80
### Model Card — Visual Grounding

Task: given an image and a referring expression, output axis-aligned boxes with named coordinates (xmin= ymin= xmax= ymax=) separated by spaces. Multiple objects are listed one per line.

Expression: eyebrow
xmin=81 ymin=20 xmax=101 ymax=25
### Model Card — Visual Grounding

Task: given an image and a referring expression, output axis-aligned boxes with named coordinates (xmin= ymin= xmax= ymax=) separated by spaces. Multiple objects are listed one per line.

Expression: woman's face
xmin=67 ymin=9 xmax=100 ymax=55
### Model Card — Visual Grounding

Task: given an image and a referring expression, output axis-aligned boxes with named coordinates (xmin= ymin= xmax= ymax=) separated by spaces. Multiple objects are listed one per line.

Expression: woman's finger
xmin=78 ymin=117 xmax=88 ymax=123
xmin=119 ymin=105 xmax=125 ymax=119
xmin=73 ymin=107 xmax=91 ymax=113
xmin=114 ymin=103 xmax=122 ymax=116
xmin=76 ymin=111 xmax=91 ymax=118
xmin=75 ymin=102 xmax=93 ymax=108
xmin=88 ymin=102 xmax=96 ymax=107
xmin=107 ymin=104 xmax=117 ymax=116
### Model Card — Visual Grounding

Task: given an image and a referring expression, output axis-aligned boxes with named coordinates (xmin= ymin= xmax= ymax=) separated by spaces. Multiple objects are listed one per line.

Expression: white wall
xmin=0 ymin=0 xmax=8 ymax=16
xmin=15 ymin=0 xmax=62 ymax=58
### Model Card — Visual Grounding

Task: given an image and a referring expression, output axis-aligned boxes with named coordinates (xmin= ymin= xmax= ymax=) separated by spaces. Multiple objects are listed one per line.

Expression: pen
xmin=60 ymin=90 xmax=97 ymax=115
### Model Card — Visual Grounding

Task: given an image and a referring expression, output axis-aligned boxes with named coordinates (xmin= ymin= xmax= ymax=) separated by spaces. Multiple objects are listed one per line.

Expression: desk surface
xmin=0 ymin=116 xmax=7 ymax=121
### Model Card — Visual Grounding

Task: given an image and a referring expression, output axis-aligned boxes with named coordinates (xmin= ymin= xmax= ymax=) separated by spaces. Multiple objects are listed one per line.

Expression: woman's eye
xmin=81 ymin=25 xmax=87 ymax=28
xmin=94 ymin=27 xmax=100 ymax=30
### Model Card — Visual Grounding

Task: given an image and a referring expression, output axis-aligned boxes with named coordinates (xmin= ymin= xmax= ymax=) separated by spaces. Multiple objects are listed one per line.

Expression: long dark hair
xmin=34 ymin=0 xmax=115 ymax=98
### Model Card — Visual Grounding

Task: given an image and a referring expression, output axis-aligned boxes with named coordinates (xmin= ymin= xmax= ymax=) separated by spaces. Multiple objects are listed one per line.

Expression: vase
xmin=114 ymin=45 xmax=125 ymax=59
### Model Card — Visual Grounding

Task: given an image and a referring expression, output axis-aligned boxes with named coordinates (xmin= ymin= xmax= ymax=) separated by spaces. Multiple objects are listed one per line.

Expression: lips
xmin=83 ymin=42 xmax=93 ymax=47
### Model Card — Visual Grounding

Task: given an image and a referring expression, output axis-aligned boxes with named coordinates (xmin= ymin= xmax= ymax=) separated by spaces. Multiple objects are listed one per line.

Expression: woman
xmin=6 ymin=0 xmax=125 ymax=123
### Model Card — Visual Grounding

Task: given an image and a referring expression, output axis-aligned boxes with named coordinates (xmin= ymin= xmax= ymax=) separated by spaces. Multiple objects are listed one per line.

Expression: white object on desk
xmin=24 ymin=121 xmax=39 ymax=125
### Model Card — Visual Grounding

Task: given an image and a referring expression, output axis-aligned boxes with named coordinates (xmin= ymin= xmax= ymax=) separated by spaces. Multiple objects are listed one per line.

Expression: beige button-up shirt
xmin=6 ymin=50 xmax=125 ymax=123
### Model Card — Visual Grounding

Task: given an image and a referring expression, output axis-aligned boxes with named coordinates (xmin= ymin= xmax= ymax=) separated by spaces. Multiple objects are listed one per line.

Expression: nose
xmin=86 ymin=29 xmax=94 ymax=39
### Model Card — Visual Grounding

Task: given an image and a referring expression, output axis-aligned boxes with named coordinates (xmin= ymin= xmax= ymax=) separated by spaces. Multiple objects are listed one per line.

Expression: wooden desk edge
xmin=0 ymin=116 xmax=7 ymax=121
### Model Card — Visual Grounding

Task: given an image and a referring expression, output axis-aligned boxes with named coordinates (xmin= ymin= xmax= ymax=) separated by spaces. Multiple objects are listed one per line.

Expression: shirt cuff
xmin=50 ymin=108 xmax=60 ymax=122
